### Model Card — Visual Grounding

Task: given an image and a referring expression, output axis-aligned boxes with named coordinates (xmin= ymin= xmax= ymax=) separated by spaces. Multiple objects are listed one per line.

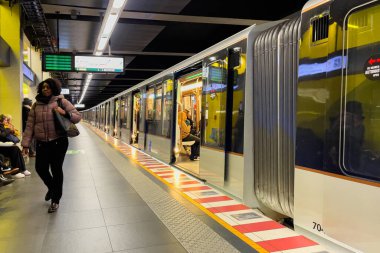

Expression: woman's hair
xmin=37 ymin=78 xmax=62 ymax=96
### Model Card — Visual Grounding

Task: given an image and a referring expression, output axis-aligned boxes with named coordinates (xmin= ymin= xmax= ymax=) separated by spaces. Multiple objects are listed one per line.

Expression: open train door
xmin=174 ymin=68 xmax=203 ymax=177
xmin=131 ymin=90 xmax=142 ymax=148
xmin=199 ymin=51 xmax=229 ymax=187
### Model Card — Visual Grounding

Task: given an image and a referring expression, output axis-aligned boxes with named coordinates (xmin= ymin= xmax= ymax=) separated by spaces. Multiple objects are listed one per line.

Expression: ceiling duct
xmin=21 ymin=0 xmax=67 ymax=93
xmin=21 ymin=0 xmax=55 ymax=52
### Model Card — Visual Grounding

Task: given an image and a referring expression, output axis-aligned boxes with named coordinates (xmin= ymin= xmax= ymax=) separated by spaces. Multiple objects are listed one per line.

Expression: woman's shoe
xmin=48 ymin=202 xmax=59 ymax=213
xmin=45 ymin=191 xmax=51 ymax=201
xmin=22 ymin=170 xmax=31 ymax=176
xmin=12 ymin=172 xmax=25 ymax=179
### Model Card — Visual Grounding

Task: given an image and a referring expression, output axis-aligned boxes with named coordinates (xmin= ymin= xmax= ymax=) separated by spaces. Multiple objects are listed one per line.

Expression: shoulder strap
xmin=31 ymin=102 xmax=37 ymax=109
xmin=57 ymin=98 xmax=64 ymax=109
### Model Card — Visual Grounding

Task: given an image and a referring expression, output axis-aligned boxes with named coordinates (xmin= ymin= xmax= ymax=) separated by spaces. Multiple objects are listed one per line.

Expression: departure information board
xmin=74 ymin=56 xmax=124 ymax=73
xmin=42 ymin=53 xmax=73 ymax=72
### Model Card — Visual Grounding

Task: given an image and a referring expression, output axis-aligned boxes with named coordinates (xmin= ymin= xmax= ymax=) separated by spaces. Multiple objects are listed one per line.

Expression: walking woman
xmin=22 ymin=78 xmax=81 ymax=213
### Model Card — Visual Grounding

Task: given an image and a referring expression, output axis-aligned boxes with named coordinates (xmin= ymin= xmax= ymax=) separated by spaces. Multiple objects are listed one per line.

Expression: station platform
xmin=0 ymin=123 xmax=326 ymax=253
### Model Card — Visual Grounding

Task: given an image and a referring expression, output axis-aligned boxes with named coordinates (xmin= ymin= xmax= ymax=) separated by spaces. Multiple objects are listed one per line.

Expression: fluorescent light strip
xmin=102 ymin=14 xmax=118 ymax=36
xmin=113 ymin=0 xmax=125 ymax=8
xmin=79 ymin=0 xmax=128 ymax=105
xmin=181 ymin=82 xmax=202 ymax=92
xmin=97 ymin=37 xmax=109 ymax=51
xmin=79 ymin=74 xmax=93 ymax=104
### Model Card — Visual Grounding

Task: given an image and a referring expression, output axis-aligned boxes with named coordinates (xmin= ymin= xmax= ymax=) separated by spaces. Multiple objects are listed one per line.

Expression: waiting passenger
xmin=0 ymin=145 xmax=30 ymax=178
xmin=184 ymin=108 xmax=197 ymax=136
xmin=0 ymin=154 xmax=15 ymax=186
xmin=22 ymin=78 xmax=81 ymax=213
xmin=0 ymin=114 xmax=20 ymax=144
xmin=22 ymin=98 xmax=36 ymax=157
xmin=178 ymin=107 xmax=200 ymax=161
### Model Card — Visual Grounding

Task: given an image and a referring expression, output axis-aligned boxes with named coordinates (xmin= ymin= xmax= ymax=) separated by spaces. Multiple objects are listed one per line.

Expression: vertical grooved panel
xmin=253 ymin=17 xmax=301 ymax=217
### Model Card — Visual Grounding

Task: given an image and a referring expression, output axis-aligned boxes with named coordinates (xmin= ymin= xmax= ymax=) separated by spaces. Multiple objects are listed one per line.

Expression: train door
xmin=174 ymin=69 xmax=203 ymax=176
xmin=112 ymin=98 xmax=120 ymax=138
xmin=138 ymin=88 xmax=146 ymax=149
xmin=95 ymin=107 xmax=98 ymax=127
xmin=199 ymin=51 xmax=228 ymax=187
xmin=120 ymin=95 xmax=128 ymax=143
xmin=99 ymin=105 xmax=103 ymax=130
xmin=102 ymin=104 xmax=106 ymax=131
xmin=131 ymin=91 xmax=141 ymax=148
xmin=125 ymin=94 xmax=132 ymax=144
xmin=105 ymin=102 xmax=110 ymax=134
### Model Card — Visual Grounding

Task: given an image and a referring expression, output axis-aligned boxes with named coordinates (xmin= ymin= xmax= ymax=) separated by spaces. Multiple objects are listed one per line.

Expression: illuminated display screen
xmin=43 ymin=53 xmax=73 ymax=72
xmin=209 ymin=67 xmax=224 ymax=83
xmin=74 ymin=55 xmax=124 ymax=73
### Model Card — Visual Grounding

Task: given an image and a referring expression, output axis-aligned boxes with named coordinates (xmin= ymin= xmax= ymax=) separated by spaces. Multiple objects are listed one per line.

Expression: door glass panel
xmin=203 ymin=60 xmax=227 ymax=149
xmin=340 ymin=3 xmax=380 ymax=181
xmin=162 ymin=79 xmax=173 ymax=138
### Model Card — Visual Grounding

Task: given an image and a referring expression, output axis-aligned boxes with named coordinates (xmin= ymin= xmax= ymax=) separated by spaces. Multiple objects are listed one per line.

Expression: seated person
xmin=0 ymin=114 xmax=20 ymax=144
xmin=5 ymin=114 xmax=20 ymax=137
xmin=0 ymin=154 xmax=15 ymax=186
xmin=178 ymin=108 xmax=200 ymax=160
xmin=0 ymin=146 xmax=31 ymax=178
xmin=0 ymin=116 xmax=31 ymax=178
xmin=184 ymin=108 xmax=198 ymax=136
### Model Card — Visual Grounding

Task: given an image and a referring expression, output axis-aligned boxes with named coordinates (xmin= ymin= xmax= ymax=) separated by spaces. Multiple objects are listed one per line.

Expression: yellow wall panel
xmin=0 ymin=3 xmax=22 ymax=131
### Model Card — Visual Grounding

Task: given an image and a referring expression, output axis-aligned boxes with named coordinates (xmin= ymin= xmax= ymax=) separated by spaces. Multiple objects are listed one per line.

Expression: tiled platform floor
xmin=87 ymin=123 xmax=327 ymax=253
xmin=0 ymin=124 xmax=251 ymax=253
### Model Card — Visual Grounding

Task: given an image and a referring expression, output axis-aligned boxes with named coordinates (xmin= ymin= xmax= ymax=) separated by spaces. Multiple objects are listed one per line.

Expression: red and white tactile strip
xmin=88 ymin=124 xmax=326 ymax=253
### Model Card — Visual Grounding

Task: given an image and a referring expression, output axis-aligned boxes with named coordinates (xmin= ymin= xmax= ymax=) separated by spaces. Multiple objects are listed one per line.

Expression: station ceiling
xmin=22 ymin=0 xmax=308 ymax=109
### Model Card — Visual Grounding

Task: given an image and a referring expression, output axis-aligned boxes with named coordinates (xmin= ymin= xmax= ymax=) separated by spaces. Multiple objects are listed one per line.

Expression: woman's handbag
xmin=53 ymin=99 xmax=80 ymax=138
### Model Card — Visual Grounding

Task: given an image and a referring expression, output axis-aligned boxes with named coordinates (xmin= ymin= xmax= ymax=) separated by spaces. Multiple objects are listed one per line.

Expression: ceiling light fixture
xmin=78 ymin=0 xmax=128 ymax=105
xmin=102 ymin=14 xmax=118 ymax=36
xmin=97 ymin=37 xmax=109 ymax=51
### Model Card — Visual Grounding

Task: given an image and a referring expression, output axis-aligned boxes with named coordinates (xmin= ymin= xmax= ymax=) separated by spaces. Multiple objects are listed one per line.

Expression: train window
xmin=311 ymin=14 xmax=329 ymax=43
xmin=155 ymin=84 xmax=163 ymax=135
xmin=155 ymin=85 xmax=162 ymax=121
xmin=162 ymin=79 xmax=173 ymax=138
xmin=120 ymin=96 xmax=126 ymax=129
xmin=145 ymin=86 xmax=155 ymax=135
xmin=146 ymin=87 xmax=154 ymax=120
xmin=113 ymin=99 xmax=119 ymax=135
xmin=203 ymin=60 xmax=227 ymax=148
xmin=229 ymin=48 xmax=246 ymax=154
xmin=126 ymin=95 xmax=131 ymax=129
xmin=341 ymin=4 xmax=380 ymax=181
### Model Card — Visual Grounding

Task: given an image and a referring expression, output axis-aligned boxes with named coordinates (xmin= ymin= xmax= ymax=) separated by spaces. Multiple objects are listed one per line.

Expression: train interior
xmin=175 ymin=69 xmax=203 ymax=176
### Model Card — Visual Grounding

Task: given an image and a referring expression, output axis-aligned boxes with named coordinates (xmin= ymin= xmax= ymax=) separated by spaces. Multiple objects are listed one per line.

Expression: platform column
xmin=0 ymin=2 xmax=22 ymax=131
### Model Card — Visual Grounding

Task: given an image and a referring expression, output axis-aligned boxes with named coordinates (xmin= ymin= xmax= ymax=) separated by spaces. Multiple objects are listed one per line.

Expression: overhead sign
xmin=42 ymin=53 xmax=73 ymax=72
xmin=75 ymin=104 xmax=85 ymax=108
xmin=61 ymin=88 xmax=70 ymax=95
xmin=74 ymin=55 xmax=124 ymax=73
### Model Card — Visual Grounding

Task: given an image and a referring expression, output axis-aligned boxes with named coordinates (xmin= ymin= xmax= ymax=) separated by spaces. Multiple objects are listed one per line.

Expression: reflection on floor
xmin=176 ymin=153 xmax=199 ymax=176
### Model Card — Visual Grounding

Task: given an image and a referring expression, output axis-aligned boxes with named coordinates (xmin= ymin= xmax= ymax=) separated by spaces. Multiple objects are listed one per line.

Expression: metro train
xmin=82 ymin=0 xmax=380 ymax=252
